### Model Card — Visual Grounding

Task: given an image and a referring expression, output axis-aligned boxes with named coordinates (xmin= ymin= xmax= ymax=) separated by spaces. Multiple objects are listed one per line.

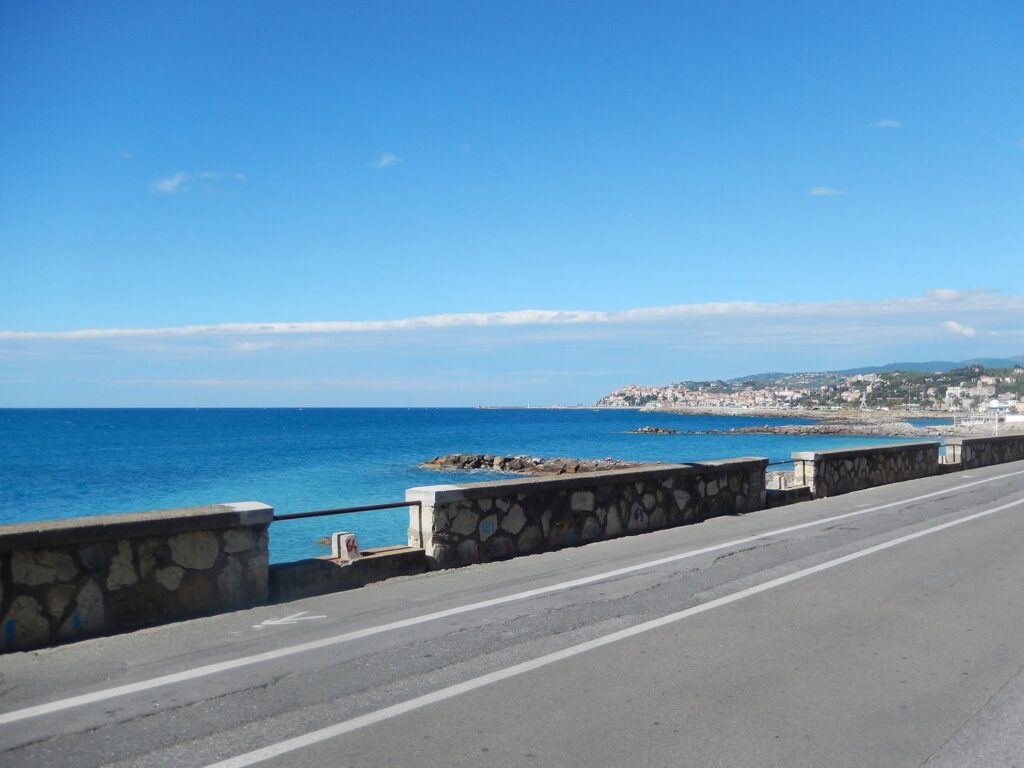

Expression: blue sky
xmin=1 ymin=1 xmax=1022 ymax=406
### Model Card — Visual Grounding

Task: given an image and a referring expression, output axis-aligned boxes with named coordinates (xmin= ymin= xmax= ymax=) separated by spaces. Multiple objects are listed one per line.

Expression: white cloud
xmin=150 ymin=170 xmax=245 ymax=194
xmin=925 ymin=288 xmax=963 ymax=300
xmin=942 ymin=320 xmax=976 ymax=337
xmin=373 ymin=152 xmax=402 ymax=169
xmin=3 ymin=290 xmax=1020 ymax=342
xmin=151 ymin=172 xmax=190 ymax=194
xmin=119 ymin=150 xmax=133 ymax=160
xmin=810 ymin=186 xmax=845 ymax=197
xmin=871 ymin=119 xmax=903 ymax=129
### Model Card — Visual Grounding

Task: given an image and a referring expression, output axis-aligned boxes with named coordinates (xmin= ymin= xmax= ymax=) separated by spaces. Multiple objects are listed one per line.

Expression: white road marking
xmin=252 ymin=611 xmax=327 ymax=629
xmin=1 ymin=467 xmax=1022 ymax=727
xmin=206 ymin=495 xmax=1024 ymax=768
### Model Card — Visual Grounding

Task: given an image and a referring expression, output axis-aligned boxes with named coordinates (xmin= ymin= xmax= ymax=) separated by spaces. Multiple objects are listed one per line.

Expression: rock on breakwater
xmin=630 ymin=426 xmax=679 ymax=435
xmin=421 ymin=454 xmax=643 ymax=475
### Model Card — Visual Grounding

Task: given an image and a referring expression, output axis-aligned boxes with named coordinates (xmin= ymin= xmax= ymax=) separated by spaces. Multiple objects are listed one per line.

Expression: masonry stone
xmin=74 ymin=578 xmax=106 ymax=633
xmin=222 ymin=528 xmax=255 ymax=554
xmin=571 ymin=491 xmax=595 ymax=512
xmin=46 ymin=584 xmax=77 ymax=620
xmin=501 ymin=505 xmax=527 ymax=535
xmin=478 ymin=514 xmax=498 ymax=541
xmin=5 ymin=596 xmax=50 ymax=648
xmin=106 ymin=541 xmax=138 ymax=590
xmin=450 ymin=507 xmax=478 ymax=537
xmin=155 ymin=565 xmax=185 ymax=591
xmin=169 ymin=531 xmax=220 ymax=570
xmin=11 ymin=549 xmax=78 ymax=586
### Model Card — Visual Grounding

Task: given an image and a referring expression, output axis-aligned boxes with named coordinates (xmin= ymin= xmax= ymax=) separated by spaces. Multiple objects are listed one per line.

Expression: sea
xmin=0 ymin=408 xmax=947 ymax=563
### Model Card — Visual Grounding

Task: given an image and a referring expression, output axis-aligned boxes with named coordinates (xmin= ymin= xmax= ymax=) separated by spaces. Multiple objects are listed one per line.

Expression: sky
xmin=1 ymin=1 xmax=1022 ymax=406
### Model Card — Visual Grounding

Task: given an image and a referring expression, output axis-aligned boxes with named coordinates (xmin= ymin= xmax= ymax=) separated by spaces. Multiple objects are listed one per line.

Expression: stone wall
xmin=944 ymin=434 xmax=1024 ymax=470
xmin=406 ymin=458 xmax=767 ymax=569
xmin=0 ymin=502 xmax=272 ymax=652
xmin=792 ymin=442 xmax=940 ymax=499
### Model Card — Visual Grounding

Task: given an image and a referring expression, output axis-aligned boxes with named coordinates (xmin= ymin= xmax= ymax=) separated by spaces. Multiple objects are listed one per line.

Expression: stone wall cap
xmin=0 ymin=501 xmax=274 ymax=552
xmin=791 ymin=441 xmax=940 ymax=461
xmin=406 ymin=458 xmax=768 ymax=503
xmin=943 ymin=434 xmax=1024 ymax=447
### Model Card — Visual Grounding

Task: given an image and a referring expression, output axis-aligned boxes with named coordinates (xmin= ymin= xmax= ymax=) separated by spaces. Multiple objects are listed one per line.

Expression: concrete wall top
xmin=791 ymin=441 xmax=940 ymax=461
xmin=943 ymin=435 xmax=1023 ymax=448
xmin=0 ymin=501 xmax=273 ymax=552
xmin=406 ymin=458 xmax=769 ymax=506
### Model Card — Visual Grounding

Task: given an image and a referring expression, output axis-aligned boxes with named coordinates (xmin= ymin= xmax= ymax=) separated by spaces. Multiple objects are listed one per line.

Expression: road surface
xmin=3 ymin=460 xmax=1024 ymax=767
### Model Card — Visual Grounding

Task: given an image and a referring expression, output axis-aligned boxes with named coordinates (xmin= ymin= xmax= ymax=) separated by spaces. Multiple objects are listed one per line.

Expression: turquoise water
xmin=0 ymin=408 xmax=937 ymax=562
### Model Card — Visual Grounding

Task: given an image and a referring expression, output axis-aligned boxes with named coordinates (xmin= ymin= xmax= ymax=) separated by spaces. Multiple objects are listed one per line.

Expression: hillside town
xmin=597 ymin=364 xmax=1024 ymax=418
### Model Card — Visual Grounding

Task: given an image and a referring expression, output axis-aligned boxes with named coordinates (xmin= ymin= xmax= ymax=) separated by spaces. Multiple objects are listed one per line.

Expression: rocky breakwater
xmin=422 ymin=453 xmax=643 ymax=475
xmin=695 ymin=417 xmax=934 ymax=438
xmin=630 ymin=426 xmax=679 ymax=435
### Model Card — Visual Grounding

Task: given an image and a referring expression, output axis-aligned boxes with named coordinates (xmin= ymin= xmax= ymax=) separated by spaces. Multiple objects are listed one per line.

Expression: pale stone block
xmin=223 ymin=528 xmax=255 ymax=554
xmin=706 ymin=479 xmax=719 ymax=496
xmin=70 ymin=578 xmax=105 ymax=633
xmin=478 ymin=498 xmax=493 ymax=513
xmin=106 ymin=541 xmax=138 ymax=590
xmin=4 ymin=596 xmax=50 ymax=647
xmin=672 ymin=489 xmax=691 ymax=511
xmin=642 ymin=493 xmax=656 ymax=511
xmin=449 ymin=506 xmax=478 ymax=537
xmin=169 ymin=531 xmax=220 ymax=570
xmin=11 ymin=550 xmax=78 ymax=586
xmin=46 ymin=584 xmax=77 ymax=619
xmin=478 ymin=514 xmax=498 ymax=541
xmin=571 ymin=491 xmax=595 ymax=512
xmin=501 ymin=505 xmax=527 ymax=535
xmin=155 ymin=566 xmax=185 ymax=591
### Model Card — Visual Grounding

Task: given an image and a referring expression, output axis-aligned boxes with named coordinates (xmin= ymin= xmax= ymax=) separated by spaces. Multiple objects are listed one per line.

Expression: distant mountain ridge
xmin=732 ymin=356 xmax=1024 ymax=383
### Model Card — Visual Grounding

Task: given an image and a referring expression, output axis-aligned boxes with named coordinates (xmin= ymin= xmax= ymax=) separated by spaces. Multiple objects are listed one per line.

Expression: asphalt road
xmin=3 ymin=460 xmax=1024 ymax=767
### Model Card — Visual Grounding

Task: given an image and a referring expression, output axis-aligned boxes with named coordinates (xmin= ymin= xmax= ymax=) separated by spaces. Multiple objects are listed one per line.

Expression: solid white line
xmin=1 ymin=467 xmax=1023 ymax=727
xmin=206 ymin=494 xmax=1024 ymax=768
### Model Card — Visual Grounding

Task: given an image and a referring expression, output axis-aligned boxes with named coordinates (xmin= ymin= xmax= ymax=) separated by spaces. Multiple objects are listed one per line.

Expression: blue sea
xmin=0 ymin=409 xmax=945 ymax=563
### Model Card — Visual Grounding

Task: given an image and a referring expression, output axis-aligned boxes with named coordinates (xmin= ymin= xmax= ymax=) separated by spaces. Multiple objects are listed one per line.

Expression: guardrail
xmin=273 ymin=500 xmax=425 ymax=548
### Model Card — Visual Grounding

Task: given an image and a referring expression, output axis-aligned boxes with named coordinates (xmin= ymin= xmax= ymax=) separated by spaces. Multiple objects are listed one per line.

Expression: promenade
xmin=3 ymin=460 xmax=1024 ymax=767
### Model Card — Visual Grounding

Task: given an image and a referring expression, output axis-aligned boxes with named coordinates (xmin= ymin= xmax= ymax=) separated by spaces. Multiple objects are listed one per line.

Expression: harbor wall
xmin=0 ymin=503 xmax=272 ymax=652
xmin=944 ymin=434 xmax=1024 ymax=470
xmin=791 ymin=441 xmax=940 ymax=498
xmin=406 ymin=458 xmax=767 ymax=569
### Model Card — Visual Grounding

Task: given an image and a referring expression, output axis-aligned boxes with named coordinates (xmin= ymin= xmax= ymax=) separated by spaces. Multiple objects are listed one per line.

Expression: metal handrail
xmin=273 ymin=500 xmax=424 ymax=549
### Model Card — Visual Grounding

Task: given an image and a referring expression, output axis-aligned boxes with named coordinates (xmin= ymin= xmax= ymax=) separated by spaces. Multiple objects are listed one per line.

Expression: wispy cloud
xmin=150 ymin=170 xmax=246 ymax=194
xmin=373 ymin=152 xmax=402 ymax=170
xmin=151 ymin=172 xmax=191 ymax=194
xmin=871 ymin=118 xmax=903 ymax=129
xmin=942 ymin=320 xmax=976 ymax=337
xmin=810 ymin=186 xmax=845 ymax=197
xmin=2 ymin=290 xmax=1018 ymax=342
xmin=119 ymin=150 xmax=133 ymax=160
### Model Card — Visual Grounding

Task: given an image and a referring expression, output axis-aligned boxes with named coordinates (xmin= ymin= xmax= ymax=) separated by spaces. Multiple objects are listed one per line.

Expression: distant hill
xmin=733 ymin=356 xmax=1024 ymax=382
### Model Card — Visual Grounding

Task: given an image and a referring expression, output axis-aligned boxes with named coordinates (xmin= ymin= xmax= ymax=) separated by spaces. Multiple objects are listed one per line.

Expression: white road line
xmin=206 ymin=495 xmax=1024 ymax=768
xmin=1 ymin=467 xmax=1023 ymax=726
